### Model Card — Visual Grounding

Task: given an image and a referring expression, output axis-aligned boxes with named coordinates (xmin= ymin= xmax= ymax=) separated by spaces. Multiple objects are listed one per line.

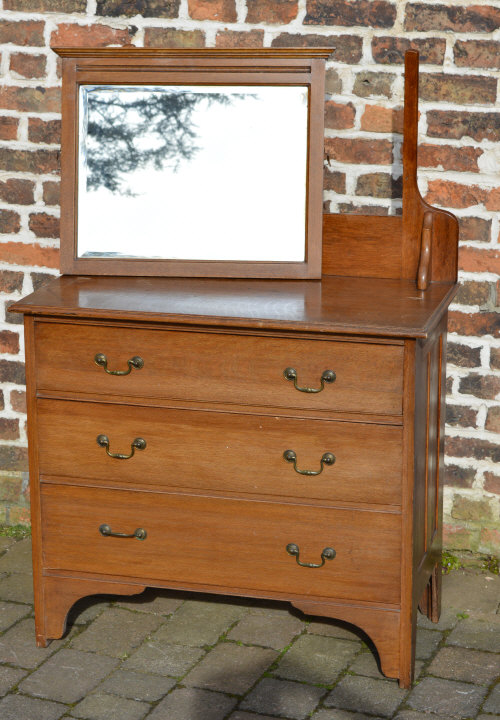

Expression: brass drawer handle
xmin=286 ymin=543 xmax=336 ymax=568
xmin=99 ymin=523 xmax=147 ymax=540
xmin=284 ymin=367 xmax=336 ymax=393
xmin=283 ymin=449 xmax=335 ymax=476
xmin=94 ymin=353 xmax=144 ymax=376
xmin=97 ymin=434 xmax=146 ymax=459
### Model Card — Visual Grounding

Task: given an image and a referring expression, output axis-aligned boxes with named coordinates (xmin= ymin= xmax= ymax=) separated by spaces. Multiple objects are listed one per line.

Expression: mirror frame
xmin=55 ymin=48 xmax=331 ymax=279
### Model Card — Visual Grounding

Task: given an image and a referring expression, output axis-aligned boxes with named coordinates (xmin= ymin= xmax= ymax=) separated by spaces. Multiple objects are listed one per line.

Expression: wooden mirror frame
xmin=55 ymin=47 xmax=331 ymax=279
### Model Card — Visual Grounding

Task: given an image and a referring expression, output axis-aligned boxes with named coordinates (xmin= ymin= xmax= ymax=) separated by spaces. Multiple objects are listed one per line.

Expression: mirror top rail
xmin=53 ymin=47 xmax=334 ymax=60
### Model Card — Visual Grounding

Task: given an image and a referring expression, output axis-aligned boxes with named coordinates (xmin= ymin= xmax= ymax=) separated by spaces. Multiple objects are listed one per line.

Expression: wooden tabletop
xmin=11 ymin=275 xmax=457 ymax=339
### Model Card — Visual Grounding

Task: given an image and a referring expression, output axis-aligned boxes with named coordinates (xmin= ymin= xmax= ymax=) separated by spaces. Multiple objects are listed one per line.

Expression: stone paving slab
xmin=0 ymin=617 xmax=66 ymax=668
xmin=147 ymin=687 xmax=237 ymax=720
xmin=70 ymin=692 xmax=150 ymax=720
xmin=0 ymin=599 xmax=31 ymax=631
xmin=227 ymin=609 xmax=305 ymax=650
xmin=0 ymin=693 xmax=67 ymax=720
xmin=406 ymin=677 xmax=488 ymax=718
xmin=0 ymin=538 xmax=32 ymax=574
xmin=98 ymin=669 xmax=176 ymax=702
xmin=446 ymin=615 xmax=500 ymax=652
xmin=153 ymin=599 xmax=247 ymax=647
xmin=324 ymin=675 xmax=407 ymax=718
xmin=274 ymin=634 xmax=359 ymax=684
xmin=71 ymin=607 xmax=162 ymax=658
xmin=241 ymin=677 xmax=325 ymax=719
xmin=427 ymin=645 xmax=500 ymax=684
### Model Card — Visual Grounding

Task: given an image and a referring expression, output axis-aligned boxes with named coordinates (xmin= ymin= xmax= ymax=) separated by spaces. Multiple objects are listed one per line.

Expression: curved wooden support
xmin=417 ymin=212 xmax=433 ymax=290
xmin=37 ymin=575 xmax=145 ymax=647
xmin=291 ymin=600 xmax=407 ymax=686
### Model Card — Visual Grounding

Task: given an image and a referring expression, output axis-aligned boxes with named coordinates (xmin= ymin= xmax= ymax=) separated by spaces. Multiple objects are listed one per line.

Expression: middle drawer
xmin=37 ymin=399 xmax=402 ymax=506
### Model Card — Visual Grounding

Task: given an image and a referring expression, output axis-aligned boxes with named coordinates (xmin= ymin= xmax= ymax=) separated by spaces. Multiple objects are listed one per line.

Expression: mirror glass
xmin=77 ymin=85 xmax=309 ymax=262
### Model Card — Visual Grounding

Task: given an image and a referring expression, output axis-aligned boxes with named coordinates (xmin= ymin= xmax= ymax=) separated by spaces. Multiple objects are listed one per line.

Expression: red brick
xmin=51 ymin=23 xmax=136 ymax=47
xmin=448 ymin=311 xmax=500 ymax=338
xmin=29 ymin=213 xmax=59 ymax=239
xmin=0 ymin=330 xmax=19 ymax=354
xmin=31 ymin=271 xmax=57 ymax=291
xmin=216 ymin=30 xmax=264 ymax=48
xmin=325 ymin=101 xmax=355 ymax=129
xmin=0 ymin=87 xmax=60 ymax=114
xmin=452 ymin=495 xmax=493 ymax=522
xmin=0 ymin=359 xmax=25 ymax=384
xmin=425 ymin=180 xmax=487 ymax=209
xmin=353 ymin=71 xmax=395 ymax=98
xmin=28 ymin=118 xmax=61 ymax=145
xmin=0 ymin=270 xmax=23 ymax=293
xmin=443 ymin=523 xmax=476 ymax=551
xmin=271 ymin=34 xmax=360 ymax=64
xmin=305 ymin=0 xmax=396 ymax=27
xmin=0 ymin=211 xmax=20 ymax=235
xmin=485 ymin=188 xmax=500 ymax=211
xmin=420 ymin=73 xmax=496 ymax=105
xmin=447 ymin=342 xmax=481 ymax=368
xmin=444 ymin=464 xmax=475 ymax=489
xmin=43 ymin=181 xmax=60 ymax=206
xmin=247 ymin=0 xmax=296 ymax=23
xmin=491 ymin=348 xmax=500 ymax=371
xmin=324 ymin=137 xmax=392 ymax=165
xmin=0 ymin=148 xmax=59 ymax=174
xmin=446 ymin=404 xmax=477 ymax=428
xmin=485 ymin=406 xmax=500 ymax=433
xmin=9 ymin=53 xmax=46 ymax=79
xmin=484 ymin=471 xmax=500 ymax=495
xmin=459 ymin=373 xmax=500 ymax=400
xmin=0 ymin=179 xmax=35 ymax=207
xmin=0 ymin=117 xmax=18 ymax=141
xmin=419 ymin=144 xmax=482 ymax=173
xmin=0 ymin=241 xmax=59 ymax=269
xmin=455 ymin=281 xmax=492 ymax=307
xmin=356 ymin=172 xmax=401 ymax=199
xmin=0 ymin=419 xmax=19 ymax=441
xmin=445 ymin=435 xmax=500 ymax=463
xmin=372 ymin=36 xmax=445 ymax=65
xmin=144 ymin=28 xmax=205 ymax=48
xmin=460 ymin=217 xmax=491 ymax=244
xmin=459 ymin=247 xmax=500 ymax=275
xmin=188 ymin=0 xmax=236 ymax=20
xmin=5 ymin=0 xmax=85 ymax=9
xmin=479 ymin=527 xmax=500 ymax=552
xmin=0 ymin=390 xmax=4 ymax=411
xmin=96 ymin=0 xmax=178 ymax=17
xmin=9 ymin=390 xmax=26 ymax=413
xmin=426 ymin=110 xmax=500 ymax=143
xmin=360 ymin=105 xmax=403 ymax=133
xmin=3 ymin=301 xmax=22 ymax=325
xmin=323 ymin=169 xmax=345 ymax=193
xmin=325 ymin=69 xmax=342 ymax=94
xmin=405 ymin=4 xmax=500 ymax=33
xmin=0 ymin=446 xmax=28 ymax=472
xmin=454 ymin=40 xmax=500 ymax=70
xmin=0 ymin=20 xmax=45 ymax=46
xmin=337 ymin=203 xmax=389 ymax=216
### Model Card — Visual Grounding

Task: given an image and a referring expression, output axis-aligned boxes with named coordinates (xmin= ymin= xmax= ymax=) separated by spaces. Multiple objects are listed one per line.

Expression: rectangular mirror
xmin=56 ymin=49 xmax=330 ymax=278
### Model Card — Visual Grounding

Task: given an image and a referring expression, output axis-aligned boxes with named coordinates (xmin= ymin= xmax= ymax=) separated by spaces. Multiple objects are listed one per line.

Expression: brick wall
xmin=0 ymin=0 xmax=498 ymax=554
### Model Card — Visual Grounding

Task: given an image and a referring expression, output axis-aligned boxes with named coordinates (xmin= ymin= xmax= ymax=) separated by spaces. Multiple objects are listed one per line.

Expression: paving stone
xmin=394 ymin=713 xmax=456 ymax=720
xmin=124 ymin=640 xmax=204 ymax=676
xmin=446 ymin=616 xmax=500 ymax=652
xmin=241 ymin=677 xmax=324 ymax=719
xmin=442 ymin=571 xmax=500 ymax=615
xmin=70 ymin=692 xmax=149 ymax=720
xmin=0 ymin=537 xmax=32 ymax=573
xmin=116 ymin=588 xmax=184 ymax=616
xmin=478 ymin=715 xmax=500 ymax=720
xmin=0 ymin=599 xmax=31 ymax=631
xmin=183 ymin=642 xmax=277 ymax=694
xmin=19 ymin=648 xmax=119 ymax=703
xmin=148 ymin=687 xmax=237 ymax=720
xmin=153 ymin=599 xmax=246 ymax=646
xmin=230 ymin=713 xmax=289 ymax=720
xmin=312 ymin=711 xmax=385 ymax=720
xmin=415 ymin=628 xmax=442 ymax=659
xmin=325 ymin=675 xmax=407 ymax=717
xmin=306 ymin=619 xmax=363 ymax=643
xmin=0 ymin=664 xmax=27 ymax=696
xmin=0 ymin=573 xmax=34 ymax=603
xmin=0 ymin=618 xmax=64 ymax=668
xmin=275 ymin=634 xmax=359 ymax=684
xmin=348 ymin=650 xmax=384 ymax=678
xmin=417 ymin=604 xmax=459 ymax=631
xmin=99 ymin=669 xmax=176 ymax=702
xmin=71 ymin=607 xmax=162 ymax=658
xmin=0 ymin=536 xmax=17 ymax=552
xmin=227 ymin=610 xmax=304 ymax=649
xmin=428 ymin=646 xmax=500 ymax=684
xmin=0 ymin=694 xmax=66 ymax=720
xmin=407 ymin=677 xmax=487 ymax=718
xmin=484 ymin=685 xmax=500 ymax=714
xmin=68 ymin=597 xmax=111 ymax=625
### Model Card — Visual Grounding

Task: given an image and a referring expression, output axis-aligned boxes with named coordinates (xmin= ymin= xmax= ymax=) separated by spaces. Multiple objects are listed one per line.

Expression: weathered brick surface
xmin=0 ymin=20 xmax=45 ymax=46
xmin=246 ymin=0 xmax=296 ymax=24
xmin=144 ymin=27 xmax=205 ymax=47
xmin=271 ymin=34 xmax=361 ymax=64
xmin=216 ymin=30 xmax=264 ymax=47
xmin=325 ymin=101 xmax=355 ymax=129
xmin=427 ymin=110 xmax=500 ymax=142
xmin=189 ymin=0 xmax=236 ymax=22
xmin=372 ymin=36 xmax=445 ymax=65
xmin=405 ymin=4 xmax=500 ymax=33
xmin=0 ymin=179 xmax=35 ymax=206
xmin=9 ymin=53 xmax=46 ymax=79
xmin=96 ymin=0 xmax=179 ymax=17
xmin=0 ymin=117 xmax=18 ymax=141
xmin=305 ymin=0 xmax=396 ymax=28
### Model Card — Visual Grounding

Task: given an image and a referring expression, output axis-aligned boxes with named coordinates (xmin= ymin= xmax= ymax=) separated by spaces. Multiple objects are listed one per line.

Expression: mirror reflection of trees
xmin=85 ymin=88 xmax=237 ymax=195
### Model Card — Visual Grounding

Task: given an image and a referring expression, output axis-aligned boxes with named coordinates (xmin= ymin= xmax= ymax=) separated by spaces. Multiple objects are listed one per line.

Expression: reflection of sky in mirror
xmin=78 ymin=85 xmax=308 ymax=262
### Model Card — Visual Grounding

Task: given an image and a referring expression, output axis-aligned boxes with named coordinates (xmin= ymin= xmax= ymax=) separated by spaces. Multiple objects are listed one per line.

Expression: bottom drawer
xmin=41 ymin=484 xmax=401 ymax=606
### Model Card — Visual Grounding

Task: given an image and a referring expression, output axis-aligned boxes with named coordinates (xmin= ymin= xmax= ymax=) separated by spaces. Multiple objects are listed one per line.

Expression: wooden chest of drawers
xmin=13 ymin=273 xmax=457 ymax=689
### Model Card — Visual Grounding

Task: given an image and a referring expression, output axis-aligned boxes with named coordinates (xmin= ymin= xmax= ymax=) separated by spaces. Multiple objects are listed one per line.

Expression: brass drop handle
xmin=99 ymin=524 xmax=147 ymax=540
xmin=286 ymin=543 xmax=336 ymax=568
xmin=284 ymin=367 xmax=336 ymax=393
xmin=95 ymin=353 xmax=144 ymax=376
xmin=97 ymin=434 xmax=146 ymax=460
xmin=283 ymin=449 xmax=335 ymax=476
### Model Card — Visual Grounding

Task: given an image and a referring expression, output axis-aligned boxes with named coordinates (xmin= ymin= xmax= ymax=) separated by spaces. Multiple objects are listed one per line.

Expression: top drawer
xmin=35 ymin=322 xmax=403 ymax=416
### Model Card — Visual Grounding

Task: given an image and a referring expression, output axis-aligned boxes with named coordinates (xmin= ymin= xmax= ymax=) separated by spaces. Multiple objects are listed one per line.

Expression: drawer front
xmin=35 ymin=322 xmax=403 ymax=416
xmin=37 ymin=399 xmax=402 ymax=506
xmin=41 ymin=484 xmax=401 ymax=605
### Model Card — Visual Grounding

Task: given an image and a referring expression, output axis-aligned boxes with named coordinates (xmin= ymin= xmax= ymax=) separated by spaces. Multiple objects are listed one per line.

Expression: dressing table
xmin=11 ymin=48 xmax=458 ymax=689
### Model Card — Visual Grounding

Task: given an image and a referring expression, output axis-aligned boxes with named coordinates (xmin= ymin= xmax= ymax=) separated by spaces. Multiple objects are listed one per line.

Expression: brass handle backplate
xmin=284 ymin=367 xmax=336 ymax=393
xmin=99 ymin=524 xmax=147 ymax=540
xmin=97 ymin=434 xmax=146 ymax=460
xmin=283 ymin=449 xmax=335 ymax=476
xmin=286 ymin=543 xmax=336 ymax=568
xmin=94 ymin=353 xmax=144 ymax=376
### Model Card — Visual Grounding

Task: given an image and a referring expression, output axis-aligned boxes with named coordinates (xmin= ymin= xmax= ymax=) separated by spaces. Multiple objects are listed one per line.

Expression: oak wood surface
xmin=41 ymin=483 xmax=401 ymax=605
xmin=35 ymin=321 xmax=403 ymax=416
